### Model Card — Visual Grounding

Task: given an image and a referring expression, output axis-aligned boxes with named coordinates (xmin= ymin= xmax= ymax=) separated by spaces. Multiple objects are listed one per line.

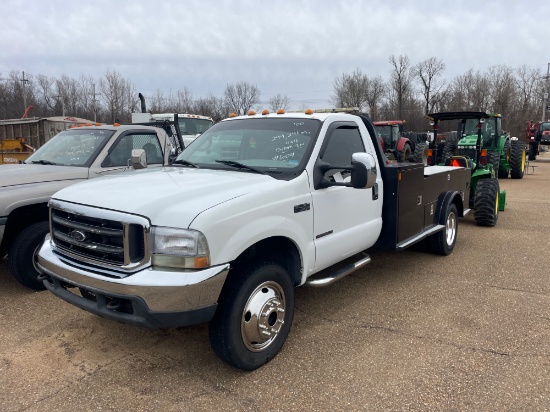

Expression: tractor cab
xmin=373 ymin=120 xmax=412 ymax=162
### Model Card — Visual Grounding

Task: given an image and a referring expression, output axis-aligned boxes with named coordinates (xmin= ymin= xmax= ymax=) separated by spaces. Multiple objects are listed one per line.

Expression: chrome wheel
xmin=445 ymin=210 xmax=457 ymax=246
xmin=241 ymin=281 xmax=286 ymax=352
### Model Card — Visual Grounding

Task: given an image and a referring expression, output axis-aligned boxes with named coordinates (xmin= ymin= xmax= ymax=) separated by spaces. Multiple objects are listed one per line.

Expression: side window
xmin=321 ymin=127 xmax=365 ymax=166
xmin=103 ymin=133 xmax=163 ymax=167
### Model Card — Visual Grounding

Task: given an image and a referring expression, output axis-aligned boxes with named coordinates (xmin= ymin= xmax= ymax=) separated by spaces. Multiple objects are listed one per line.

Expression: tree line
xmin=0 ymin=55 xmax=546 ymax=138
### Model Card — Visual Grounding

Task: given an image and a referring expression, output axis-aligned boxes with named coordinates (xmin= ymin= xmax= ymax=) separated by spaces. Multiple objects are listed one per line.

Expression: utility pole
xmin=92 ymin=83 xmax=97 ymax=122
xmin=56 ymin=95 xmax=65 ymax=117
xmin=20 ymin=71 xmax=29 ymax=113
xmin=542 ymin=63 xmax=550 ymax=122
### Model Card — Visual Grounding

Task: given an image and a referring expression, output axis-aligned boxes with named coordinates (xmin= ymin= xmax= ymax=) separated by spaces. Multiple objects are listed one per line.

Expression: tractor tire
xmin=397 ymin=143 xmax=412 ymax=162
xmin=487 ymin=151 xmax=500 ymax=178
xmin=509 ymin=140 xmax=526 ymax=179
xmin=430 ymin=202 xmax=458 ymax=256
xmin=8 ymin=221 xmax=49 ymax=290
xmin=441 ymin=142 xmax=457 ymax=164
xmin=208 ymin=260 xmax=294 ymax=370
xmin=436 ymin=142 xmax=446 ymax=164
xmin=411 ymin=143 xmax=428 ymax=165
xmin=474 ymin=178 xmax=500 ymax=227
xmin=498 ymin=140 xmax=511 ymax=178
xmin=528 ymin=142 xmax=537 ymax=161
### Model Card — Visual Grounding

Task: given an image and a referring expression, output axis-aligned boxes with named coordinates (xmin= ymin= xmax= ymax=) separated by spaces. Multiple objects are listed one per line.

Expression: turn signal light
xmin=480 ymin=149 xmax=488 ymax=165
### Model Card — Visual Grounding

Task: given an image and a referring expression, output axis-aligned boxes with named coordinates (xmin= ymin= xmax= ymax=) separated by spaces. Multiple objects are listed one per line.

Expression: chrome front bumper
xmin=37 ymin=237 xmax=229 ymax=328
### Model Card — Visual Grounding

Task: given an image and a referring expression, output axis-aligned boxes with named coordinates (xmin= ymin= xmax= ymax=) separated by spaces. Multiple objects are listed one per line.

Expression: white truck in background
xmin=37 ymin=109 xmax=471 ymax=370
xmin=131 ymin=93 xmax=214 ymax=149
xmin=0 ymin=124 xmax=173 ymax=290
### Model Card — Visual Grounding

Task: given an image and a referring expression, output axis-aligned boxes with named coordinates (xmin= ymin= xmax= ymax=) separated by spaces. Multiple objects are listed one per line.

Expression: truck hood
xmin=0 ymin=164 xmax=89 ymax=188
xmin=52 ymin=167 xmax=282 ymax=227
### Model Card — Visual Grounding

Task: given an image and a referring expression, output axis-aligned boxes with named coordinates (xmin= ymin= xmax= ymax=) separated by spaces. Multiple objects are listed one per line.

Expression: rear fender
xmin=396 ymin=137 xmax=410 ymax=152
xmin=434 ymin=191 xmax=465 ymax=224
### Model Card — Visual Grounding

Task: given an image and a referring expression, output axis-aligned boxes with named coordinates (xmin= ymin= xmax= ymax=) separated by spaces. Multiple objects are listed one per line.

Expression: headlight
xmin=151 ymin=226 xmax=210 ymax=269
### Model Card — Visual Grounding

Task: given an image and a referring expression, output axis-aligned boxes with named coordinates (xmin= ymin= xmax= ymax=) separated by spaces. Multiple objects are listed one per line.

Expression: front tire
xmin=474 ymin=179 xmax=500 ymax=227
xmin=487 ymin=151 xmax=500 ymax=178
xmin=412 ymin=143 xmax=429 ymax=165
xmin=509 ymin=140 xmax=526 ymax=179
xmin=208 ymin=261 xmax=295 ymax=370
xmin=431 ymin=203 xmax=458 ymax=255
xmin=8 ymin=221 xmax=49 ymax=290
xmin=528 ymin=142 xmax=537 ymax=161
xmin=397 ymin=143 xmax=412 ymax=162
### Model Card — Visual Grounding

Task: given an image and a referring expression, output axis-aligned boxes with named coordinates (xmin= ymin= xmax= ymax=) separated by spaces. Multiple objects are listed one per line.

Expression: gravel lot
xmin=1 ymin=154 xmax=549 ymax=411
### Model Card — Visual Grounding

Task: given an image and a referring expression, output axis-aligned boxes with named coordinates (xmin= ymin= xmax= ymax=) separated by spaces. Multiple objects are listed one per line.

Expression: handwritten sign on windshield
xmin=270 ymin=123 xmax=311 ymax=161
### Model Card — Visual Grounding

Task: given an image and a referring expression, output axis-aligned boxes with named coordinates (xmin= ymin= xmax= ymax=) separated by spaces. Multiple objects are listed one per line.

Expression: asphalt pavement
xmin=1 ymin=154 xmax=549 ymax=411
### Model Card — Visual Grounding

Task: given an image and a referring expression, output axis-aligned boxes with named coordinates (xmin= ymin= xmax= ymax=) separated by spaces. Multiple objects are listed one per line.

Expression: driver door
xmin=311 ymin=122 xmax=382 ymax=271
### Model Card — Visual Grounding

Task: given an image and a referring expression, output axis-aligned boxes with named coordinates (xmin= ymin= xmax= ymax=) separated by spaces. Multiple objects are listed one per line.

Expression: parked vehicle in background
xmin=426 ymin=111 xmax=509 ymax=227
xmin=38 ymin=108 xmax=470 ymax=370
xmin=373 ymin=120 xmax=429 ymax=164
xmin=0 ymin=124 xmax=173 ymax=290
xmin=0 ymin=137 xmax=35 ymax=164
xmin=131 ymin=93 xmax=214 ymax=151
xmin=526 ymin=120 xmax=550 ymax=161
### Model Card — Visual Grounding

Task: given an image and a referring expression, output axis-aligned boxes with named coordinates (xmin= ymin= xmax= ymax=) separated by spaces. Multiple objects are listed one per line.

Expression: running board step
xmin=304 ymin=253 xmax=371 ymax=287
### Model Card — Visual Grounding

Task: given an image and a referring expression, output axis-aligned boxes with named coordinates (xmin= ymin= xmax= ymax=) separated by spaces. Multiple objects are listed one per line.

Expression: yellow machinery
xmin=0 ymin=137 xmax=35 ymax=164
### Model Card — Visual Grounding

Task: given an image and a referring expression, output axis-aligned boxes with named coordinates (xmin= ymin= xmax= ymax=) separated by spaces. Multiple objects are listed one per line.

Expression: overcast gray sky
xmin=1 ymin=0 xmax=549 ymax=109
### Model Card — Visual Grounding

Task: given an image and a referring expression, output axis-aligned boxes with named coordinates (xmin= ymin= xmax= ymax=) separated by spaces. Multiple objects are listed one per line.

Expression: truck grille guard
xmin=48 ymin=200 xmax=150 ymax=277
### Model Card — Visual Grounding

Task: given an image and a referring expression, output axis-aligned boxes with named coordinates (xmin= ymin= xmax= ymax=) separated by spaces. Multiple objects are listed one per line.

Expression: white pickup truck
xmin=0 ymin=124 xmax=173 ymax=289
xmin=37 ymin=110 xmax=471 ymax=370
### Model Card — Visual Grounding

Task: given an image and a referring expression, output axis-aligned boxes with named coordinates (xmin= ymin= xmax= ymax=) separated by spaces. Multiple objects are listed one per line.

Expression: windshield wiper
xmin=31 ymin=160 xmax=57 ymax=165
xmin=171 ymin=159 xmax=200 ymax=168
xmin=215 ymin=160 xmax=267 ymax=175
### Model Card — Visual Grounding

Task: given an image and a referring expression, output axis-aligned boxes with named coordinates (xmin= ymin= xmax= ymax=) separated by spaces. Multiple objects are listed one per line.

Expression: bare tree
xmin=331 ymin=69 xmax=369 ymax=111
xmin=388 ymin=55 xmax=414 ymax=119
xmin=99 ymin=70 xmax=135 ymax=123
xmin=365 ymin=75 xmax=386 ymax=119
xmin=36 ymin=74 xmax=56 ymax=114
xmin=415 ymin=57 xmax=446 ymax=113
xmin=268 ymin=93 xmax=291 ymax=112
xmin=224 ymin=82 xmax=261 ymax=115
xmin=174 ymin=87 xmax=194 ymax=113
xmin=193 ymin=94 xmax=228 ymax=121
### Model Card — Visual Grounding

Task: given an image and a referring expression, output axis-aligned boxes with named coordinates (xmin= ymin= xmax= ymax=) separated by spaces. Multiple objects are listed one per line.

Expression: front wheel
xmin=208 ymin=261 xmax=295 ymax=370
xmin=509 ymin=140 xmax=526 ymax=179
xmin=411 ymin=143 xmax=429 ymax=165
xmin=397 ymin=143 xmax=412 ymax=162
xmin=8 ymin=221 xmax=50 ymax=290
xmin=431 ymin=203 xmax=458 ymax=255
xmin=528 ymin=142 xmax=537 ymax=161
xmin=474 ymin=179 xmax=500 ymax=227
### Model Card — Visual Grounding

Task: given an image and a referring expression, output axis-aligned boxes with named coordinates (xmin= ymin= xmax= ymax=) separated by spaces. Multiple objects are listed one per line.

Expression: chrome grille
xmin=50 ymin=205 xmax=146 ymax=268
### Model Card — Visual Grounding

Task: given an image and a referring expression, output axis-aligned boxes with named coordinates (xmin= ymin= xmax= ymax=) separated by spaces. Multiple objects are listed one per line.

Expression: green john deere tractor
xmin=456 ymin=112 xmax=525 ymax=179
xmin=426 ymin=111 xmax=507 ymax=227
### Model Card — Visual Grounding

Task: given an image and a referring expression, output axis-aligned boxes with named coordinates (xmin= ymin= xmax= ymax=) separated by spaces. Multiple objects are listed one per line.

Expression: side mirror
xmin=131 ymin=148 xmax=148 ymax=170
xmin=313 ymin=152 xmax=377 ymax=189
xmin=350 ymin=152 xmax=377 ymax=189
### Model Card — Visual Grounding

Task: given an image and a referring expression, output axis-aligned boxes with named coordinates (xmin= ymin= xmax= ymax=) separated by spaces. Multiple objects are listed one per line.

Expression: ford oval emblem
xmin=70 ymin=230 xmax=87 ymax=242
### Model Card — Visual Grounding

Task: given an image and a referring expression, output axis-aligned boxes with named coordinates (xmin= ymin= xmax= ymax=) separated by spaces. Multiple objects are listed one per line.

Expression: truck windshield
xmin=24 ymin=129 xmax=115 ymax=166
xmin=541 ymin=122 xmax=550 ymax=131
xmin=176 ymin=118 xmax=321 ymax=170
xmin=178 ymin=118 xmax=214 ymax=135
